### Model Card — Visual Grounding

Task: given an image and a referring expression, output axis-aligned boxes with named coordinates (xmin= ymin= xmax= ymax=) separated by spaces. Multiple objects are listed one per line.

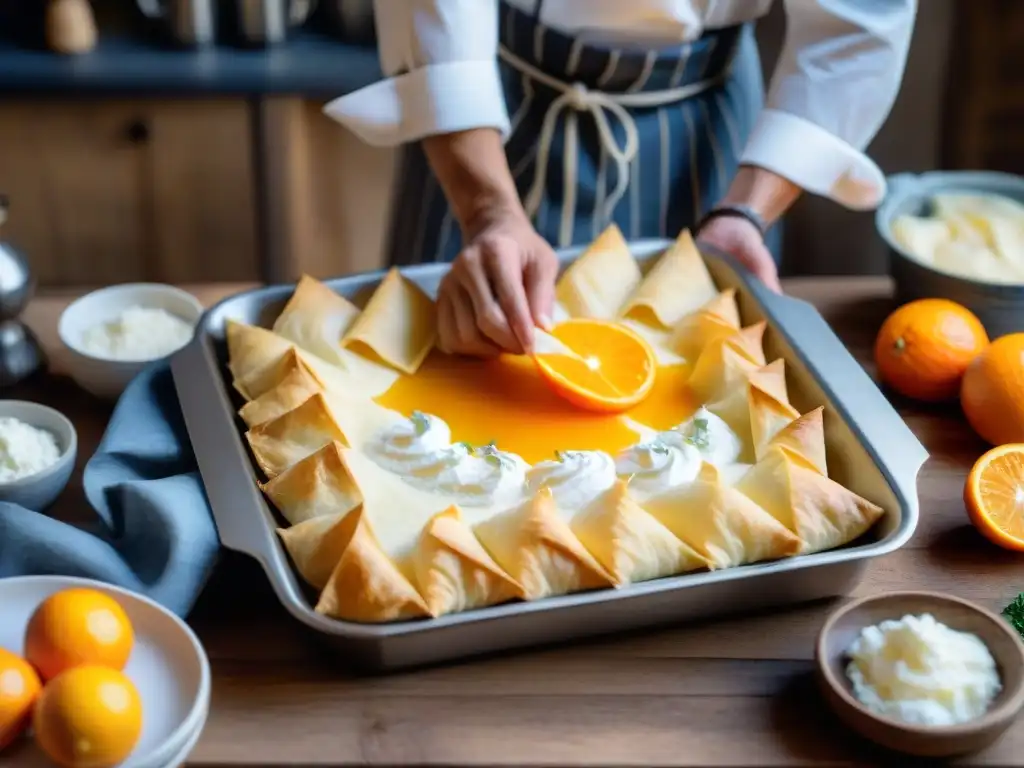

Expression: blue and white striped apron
xmin=388 ymin=2 xmax=777 ymax=266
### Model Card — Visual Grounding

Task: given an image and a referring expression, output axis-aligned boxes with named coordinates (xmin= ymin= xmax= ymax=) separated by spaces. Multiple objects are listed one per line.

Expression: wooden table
xmin=12 ymin=278 xmax=1024 ymax=767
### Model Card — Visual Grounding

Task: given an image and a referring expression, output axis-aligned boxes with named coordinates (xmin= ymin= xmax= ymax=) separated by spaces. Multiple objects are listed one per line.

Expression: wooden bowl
xmin=816 ymin=591 xmax=1024 ymax=758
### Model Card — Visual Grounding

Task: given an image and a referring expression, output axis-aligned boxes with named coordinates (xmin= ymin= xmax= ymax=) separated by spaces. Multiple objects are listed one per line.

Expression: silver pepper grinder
xmin=0 ymin=196 xmax=46 ymax=386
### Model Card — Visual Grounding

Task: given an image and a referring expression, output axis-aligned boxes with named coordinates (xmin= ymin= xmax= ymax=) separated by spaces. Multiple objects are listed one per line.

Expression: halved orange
xmin=964 ymin=443 xmax=1024 ymax=551
xmin=533 ymin=319 xmax=657 ymax=413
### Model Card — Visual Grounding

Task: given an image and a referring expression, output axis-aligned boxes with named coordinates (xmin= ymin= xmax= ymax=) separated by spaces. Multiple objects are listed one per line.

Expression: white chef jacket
xmin=325 ymin=0 xmax=917 ymax=210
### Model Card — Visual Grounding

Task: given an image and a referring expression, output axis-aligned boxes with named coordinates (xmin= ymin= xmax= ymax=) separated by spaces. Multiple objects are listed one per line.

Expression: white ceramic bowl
xmin=0 ymin=400 xmax=77 ymax=510
xmin=0 ymin=576 xmax=211 ymax=768
xmin=58 ymin=284 xmax=204 ymax=400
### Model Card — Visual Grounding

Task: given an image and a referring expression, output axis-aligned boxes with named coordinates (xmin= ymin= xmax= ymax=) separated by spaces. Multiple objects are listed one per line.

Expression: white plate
xmin=0 ymin=576 xmax=211 ymax=768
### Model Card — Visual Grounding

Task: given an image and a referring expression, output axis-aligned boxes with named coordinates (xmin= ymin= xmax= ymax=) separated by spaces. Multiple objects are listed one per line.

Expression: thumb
xmin=737 ymin=241 xmax=782 ymax=294
xmin=524 ymin=248 xmax=559 ymax=329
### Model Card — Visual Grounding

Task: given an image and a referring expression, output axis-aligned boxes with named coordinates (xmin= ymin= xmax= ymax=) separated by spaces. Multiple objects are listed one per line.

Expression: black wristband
xmin=695 ymin=204 xmax=768 ymax=238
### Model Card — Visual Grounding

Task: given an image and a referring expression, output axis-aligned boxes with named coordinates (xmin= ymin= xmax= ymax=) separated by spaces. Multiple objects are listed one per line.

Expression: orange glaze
xmin=374 ymin=352 xmax=697 ymax=464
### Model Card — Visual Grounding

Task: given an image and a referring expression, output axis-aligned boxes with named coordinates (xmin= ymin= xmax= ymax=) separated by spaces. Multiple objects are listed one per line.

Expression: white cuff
xmin=323 ymin=60 xmax=511 ymax=147
xmin=739 ymin=109 xmax=887 ymax=211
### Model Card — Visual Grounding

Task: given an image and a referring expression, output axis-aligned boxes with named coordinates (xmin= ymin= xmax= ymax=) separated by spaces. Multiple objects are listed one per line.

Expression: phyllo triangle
xmin=688 ymin=322 xmax=767 ymax=403
xmin=642 ymin=463 xmax=801 ymax=569
xmin=245 ymin=392 xmax=351 ymax=478
xmin=570 ymin=480 xmax=707 ymax=584
xmin=239 ymin=360 xmax=325 ymax=428
xmin=273 ymin=274 xmax=361 ymax=366
xmin=735 ymin=446 xmax=882 ymax=554
xmin=555 ymin=224 xmax=642 ymax=320
xmin=314 ymin=507 xmax=431 ymax=623
xmin=474 ymin=487 xmax=615 ymax=600
xmin=620 ymin=230 xmax=718 ymax=328
xmin=261 ymin=441 xmax=362 ymax=526
xmin=668 ymin=288 xmax=741 ymax=362
xmin=340 ymin=267 xmax=436 ymax=374
xmin=412 ymin=506 xmax=525 ymax=616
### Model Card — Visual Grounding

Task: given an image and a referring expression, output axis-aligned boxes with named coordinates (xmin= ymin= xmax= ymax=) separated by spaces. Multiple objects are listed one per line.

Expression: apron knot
xmin=567 ymin=82 xmax=590 ymax=110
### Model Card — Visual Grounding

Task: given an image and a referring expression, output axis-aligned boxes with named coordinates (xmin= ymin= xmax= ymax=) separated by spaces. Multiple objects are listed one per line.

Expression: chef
xmin=326 ymin=0 xmax=916 ymax=357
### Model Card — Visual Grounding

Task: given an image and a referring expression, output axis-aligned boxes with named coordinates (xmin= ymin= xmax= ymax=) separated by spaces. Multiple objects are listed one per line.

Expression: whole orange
xmin=24 ymin=589 xmax=134 ymax=681
xmin=0 ymin=647 xmax=42 ymax=752
xmin=961 ymin=333 xmax=1024 ymax=445
xmin=874 ymin=299 xmax=989 ymax=401
xmin=33 ymin=665 xmax=143 ymax=768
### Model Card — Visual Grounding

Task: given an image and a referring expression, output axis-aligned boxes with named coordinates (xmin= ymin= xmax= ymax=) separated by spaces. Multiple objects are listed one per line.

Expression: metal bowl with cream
xmin=876 ymin=171 xmax=1024 ymax=338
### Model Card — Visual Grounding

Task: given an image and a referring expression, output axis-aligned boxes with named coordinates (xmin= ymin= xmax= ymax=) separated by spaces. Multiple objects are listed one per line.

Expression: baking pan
xmin=171 ymin=239 xmax=928 ymax=671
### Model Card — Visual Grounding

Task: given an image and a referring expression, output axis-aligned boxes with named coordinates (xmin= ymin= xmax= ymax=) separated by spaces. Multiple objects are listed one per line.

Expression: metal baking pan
xmin=171 ymin=239 xmax=928 ymax=671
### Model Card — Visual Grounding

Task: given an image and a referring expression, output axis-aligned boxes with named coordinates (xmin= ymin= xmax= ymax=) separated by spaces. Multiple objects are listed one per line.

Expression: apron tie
xmin=499 ymin=45 xmax=732 ymax=247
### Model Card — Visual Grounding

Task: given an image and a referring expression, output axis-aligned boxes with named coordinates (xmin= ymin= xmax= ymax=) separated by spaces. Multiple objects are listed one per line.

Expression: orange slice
xmin=964 ymin=443 xmax=1024 ymax=551
xmin=533 ymin=319 xmax=656 ymax=413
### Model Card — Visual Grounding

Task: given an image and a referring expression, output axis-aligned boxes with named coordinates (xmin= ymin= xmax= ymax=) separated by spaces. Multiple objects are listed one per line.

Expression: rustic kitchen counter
xmin=11 ymin=277 xmax=1024 ymax=767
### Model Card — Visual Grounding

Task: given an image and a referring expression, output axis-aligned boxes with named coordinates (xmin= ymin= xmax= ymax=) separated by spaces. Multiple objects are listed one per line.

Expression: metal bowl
xmin=876 ymin=170 xmax=1024 ymax=339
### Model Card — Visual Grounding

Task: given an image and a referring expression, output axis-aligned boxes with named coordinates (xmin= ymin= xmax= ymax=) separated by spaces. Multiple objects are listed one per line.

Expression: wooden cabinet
xmin=0 ymin=99 xmax=258 ymax=286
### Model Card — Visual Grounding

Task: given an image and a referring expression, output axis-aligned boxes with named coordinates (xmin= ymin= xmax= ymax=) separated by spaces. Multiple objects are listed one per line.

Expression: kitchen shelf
xmin=0 ymin=29 xmax=382 ymax=97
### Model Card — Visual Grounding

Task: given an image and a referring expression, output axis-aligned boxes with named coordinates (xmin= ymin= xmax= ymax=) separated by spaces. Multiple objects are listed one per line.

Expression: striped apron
xmin=388 ymin=2 xmax=778 ymax=266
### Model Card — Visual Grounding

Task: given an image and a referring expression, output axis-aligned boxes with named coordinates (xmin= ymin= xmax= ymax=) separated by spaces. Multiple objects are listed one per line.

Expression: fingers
xmin=484 ymin=245 xmax=536 ymax=353
xmin=746 ymin=243 xmax=783 ymax=294
xmin=454 ymin=245 xmax=524 ymax=354
xmin=436 ymin=277 xmax=501 ymax=358
xmin=523 ymin=245 xmax=558 ymax=330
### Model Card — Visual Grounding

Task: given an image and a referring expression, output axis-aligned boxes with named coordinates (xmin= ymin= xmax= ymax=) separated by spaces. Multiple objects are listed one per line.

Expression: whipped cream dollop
xmin=616 ymin=439 xmax=701 ymax=497
xmin=526 ymin=450 xmax=616 ymax=512
xmin=367 ymin=413 xmax=528 ymax=506
xmin=658 ymin=406 xmax=743 ymax=467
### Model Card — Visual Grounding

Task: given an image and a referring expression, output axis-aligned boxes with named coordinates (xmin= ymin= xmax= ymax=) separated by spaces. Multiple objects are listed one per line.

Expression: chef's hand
xmin=436 ymin=209 xmax=559 ymax=357
xmin=696 ymin=214 xmax=782 ymax=294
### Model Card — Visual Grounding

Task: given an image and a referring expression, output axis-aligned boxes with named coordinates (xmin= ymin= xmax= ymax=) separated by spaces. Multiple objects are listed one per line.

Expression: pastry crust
xmin=474 ymin=488 xmax=615 ymax=600
xmin=669 ymin=289 xmax=741 ymax=362
xmin=620 ymin=230 xmax=718 ymax=328
xmin=277 ymin=513 xmax=351 ymax=589
xmin=261 ymin=441 xmax=362 ymax=526
xmin=245 ymin=393 xmax=351 ymax=479
xmin=413 ymin=506 xmax=525 ymax=616
xmin=735 ymin=446 xmax=881 ymax=554
xmin=341 ymin=267 xmax=437 ymax=374
xmin=643 ymin=463 xmax=802 ymax=569
xmin=273 ymin=274 xmax=361 ymax=367
xmin=571 ymin=480 xmax=708 ymax=584
xmin=556 ymin=224 xmax=642 ymax=319
xmin=314 ymin=507 xmax=431 ymax=623
xmin=769 ymin=406 xmax=827 ymax=476
xmin=688 ymin=322 xmax=767 ymax=403
xmin=227 ymin=320 xmax=298 ymax=400
xmin=239 ymin=362 xmax=325 ymax=428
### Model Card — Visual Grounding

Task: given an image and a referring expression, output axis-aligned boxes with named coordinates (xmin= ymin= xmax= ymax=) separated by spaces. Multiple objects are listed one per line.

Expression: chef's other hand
xmin=437 ymin=209 xmax=559 ymax=357
xmin=697 ymin=215 xmax=782 ymax=294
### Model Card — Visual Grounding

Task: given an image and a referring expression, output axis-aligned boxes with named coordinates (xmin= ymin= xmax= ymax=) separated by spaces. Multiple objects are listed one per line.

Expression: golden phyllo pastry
xmin=227 ymin=320 xmax=298 ymax=399
xmin=688 ymin=322 xmax=767 ymax=403
xmin=245 ymin=393 xmax=350 ymax=479
xmin=474 ymin=488 xmax=615 ymax=600
xmin=669 ymin=288 xmax=741 ymax=362
xmin=340 ymin=267 xmax=436 ymax=374
xmin=620 ymin=230 xmax=719 ymax=328
xmin=735 ymin=446 xmax=882 ymax=554
xmin=767 ymin=406 xmax=828 ymax=476
xmin=412 ymin=506 xmax=525 ymax=617
xmin=272 ymin=274 xmax=361 ymax=366
xmin=238 ymin=361 xmax=324 ymax=428
xmin=643 ymin=463 xmax=801 ymax=569
xmin=710 ymin=358 xmax=793 ymax=458
xmin=315 ymin=507 xmax=430 ymax=623
xmin=570 ymin=480 xmax=707 ymax=585
xmin=261 ymin=441 xmax=361 ymax=526
xmin=556 ymin=224 xmax=641 ymax=319
xmin=277 ymin=512 xmax=353 ymax=589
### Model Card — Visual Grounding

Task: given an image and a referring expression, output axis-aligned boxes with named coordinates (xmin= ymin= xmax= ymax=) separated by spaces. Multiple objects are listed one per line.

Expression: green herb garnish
xmin=410 ymin=411 xmax=431 ymax=436
xmin=1003 ymin=593 xmax=1024 ymax=639
xmin=455 ymin=441 xmax=473 ymax=452
xmin=648 ymin=442 xmax=670 ymax=455
xmin=685 ymin=417 xmax=711 ymax=451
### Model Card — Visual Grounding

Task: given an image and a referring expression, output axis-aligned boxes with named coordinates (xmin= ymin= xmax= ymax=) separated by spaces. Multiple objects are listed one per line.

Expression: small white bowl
xmin=0 ymin=576 xmax=211 ymax=768
xmin=0 ymin=400 xmax=77 ymax=510
xmin=58 ymin=283 xmax=204 ymax=400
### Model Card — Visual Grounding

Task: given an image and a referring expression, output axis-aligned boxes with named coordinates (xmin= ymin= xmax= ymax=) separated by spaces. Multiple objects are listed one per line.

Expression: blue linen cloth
xmin=0 ymin=362 xmax=219 ymax=617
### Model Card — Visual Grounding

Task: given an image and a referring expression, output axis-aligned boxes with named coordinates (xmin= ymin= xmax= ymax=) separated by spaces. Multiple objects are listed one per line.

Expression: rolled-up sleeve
xmin=740 ymin=0 xmax=916 ymax=210
xmin=323 ymin=0 xmax=510 ymax=147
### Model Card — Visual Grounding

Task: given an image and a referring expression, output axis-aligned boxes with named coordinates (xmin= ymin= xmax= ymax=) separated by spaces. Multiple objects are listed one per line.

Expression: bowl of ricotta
xmin=58 ymin=283 xmax=204 ymax=400
xmin=816 ymin=591 xmax=1024 ymax=758
xmin=0 ymin=400 xmax=77 ymax=510
xmin=877 ymin=170 xmax=1024 ymax=338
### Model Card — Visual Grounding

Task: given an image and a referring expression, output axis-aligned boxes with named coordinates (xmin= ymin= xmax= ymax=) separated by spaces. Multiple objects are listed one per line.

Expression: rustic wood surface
xmin=10 ymin=277 xmax=1024 ymax=767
